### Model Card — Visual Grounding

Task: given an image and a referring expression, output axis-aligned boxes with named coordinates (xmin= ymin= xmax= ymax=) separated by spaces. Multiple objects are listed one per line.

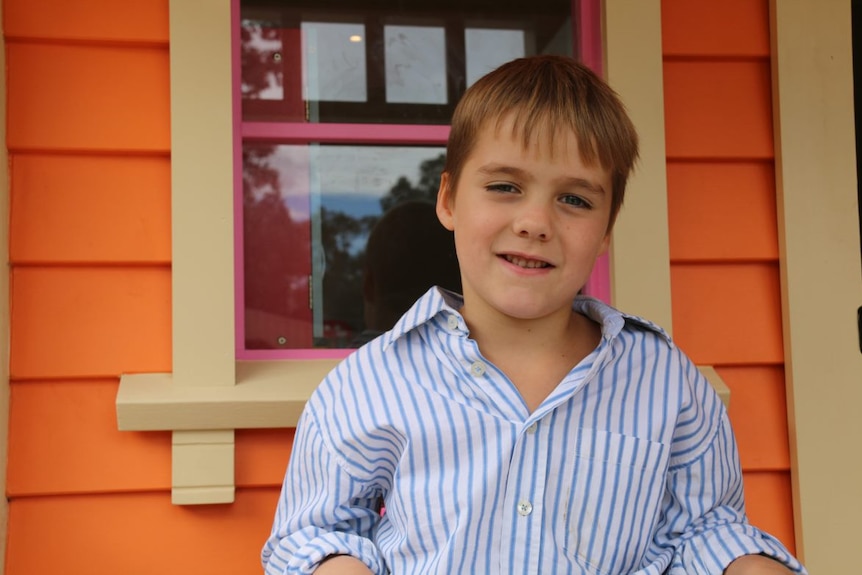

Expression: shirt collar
xmin=381 ymin=287 xmax=672 ymax=350
xmin=572 ymin=296 xmax=673 ymax=344
xmin=381 ymin=287 xmax=462 ymax=350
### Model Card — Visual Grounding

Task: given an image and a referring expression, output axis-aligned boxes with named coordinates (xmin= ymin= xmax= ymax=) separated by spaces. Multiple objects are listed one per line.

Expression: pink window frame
xmin=232 ymin=0 xmax=607 ymax=360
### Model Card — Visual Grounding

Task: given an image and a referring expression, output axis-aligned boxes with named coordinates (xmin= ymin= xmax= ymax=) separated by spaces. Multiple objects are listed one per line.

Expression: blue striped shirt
xmin=262 ymin=287 xmax=806 ymax=574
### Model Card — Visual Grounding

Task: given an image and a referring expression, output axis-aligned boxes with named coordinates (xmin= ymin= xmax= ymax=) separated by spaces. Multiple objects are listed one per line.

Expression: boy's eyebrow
xmin=478 ymin=163 xmax=606 ymax=195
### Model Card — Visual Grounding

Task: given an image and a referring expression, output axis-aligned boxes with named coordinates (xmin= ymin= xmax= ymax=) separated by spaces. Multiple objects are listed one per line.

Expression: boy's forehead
xmin=481 ymin=114 xmax=600 ymax=167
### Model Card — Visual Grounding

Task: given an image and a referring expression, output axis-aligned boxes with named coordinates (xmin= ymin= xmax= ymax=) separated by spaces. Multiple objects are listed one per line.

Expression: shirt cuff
xmin=265 ymin=531 xmax=387 ymax=575
xmin=671 ymin=524 xmax=807 ymax=574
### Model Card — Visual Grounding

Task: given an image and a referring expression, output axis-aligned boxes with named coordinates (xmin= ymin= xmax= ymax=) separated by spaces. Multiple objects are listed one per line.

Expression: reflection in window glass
xmin=239 ymin=0 xmax=575 ymax=124
xmin=465 ymin=28 xmax=526 ymax=87
xmin=384 ymin=25 xmax=447 ymax=104
xmin=241 ymin=20 xmax=284 ymax=100
xmin=238 ymin=0 xmax=579 ymax=355
xmin=302 ymin=22 xmax=367 ymax=103
xmin=242 ymin=144 xmax=461 ymax=350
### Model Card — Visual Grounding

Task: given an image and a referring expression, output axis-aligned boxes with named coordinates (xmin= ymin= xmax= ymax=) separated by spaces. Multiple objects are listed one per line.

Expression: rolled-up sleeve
xmin=261 ymin=410 xmax=386 ymax=575
xmin=652 ymin=363 xmax=806 ymax=573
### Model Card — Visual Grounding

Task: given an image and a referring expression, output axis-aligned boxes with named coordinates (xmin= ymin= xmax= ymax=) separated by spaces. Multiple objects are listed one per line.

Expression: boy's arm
xmin=725 ymin=554 xmax=796 ymax=574
xmin=261 ymin=410 xmax=386 ymax=575
xmin=314 ymin=556 xmax=375 ymax=575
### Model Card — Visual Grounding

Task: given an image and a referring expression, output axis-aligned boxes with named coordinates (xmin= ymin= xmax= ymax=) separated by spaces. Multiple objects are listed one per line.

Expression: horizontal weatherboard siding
xmin=10 ymin=154 xmax=171 ymax=264
xmin=661 ymin=0 xmax=795 ymax=554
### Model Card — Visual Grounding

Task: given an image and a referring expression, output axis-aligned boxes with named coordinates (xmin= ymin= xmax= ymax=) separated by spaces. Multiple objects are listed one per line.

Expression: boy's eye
xmin=561 ymin=195 xmax=590 ymax=208
xmin=487 ymin=183 xmax=518 ymax=194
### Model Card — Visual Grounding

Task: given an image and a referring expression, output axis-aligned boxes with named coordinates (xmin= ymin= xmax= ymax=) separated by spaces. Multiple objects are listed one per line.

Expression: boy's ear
xmin=436 ymin=172 xmax=455 ymax=231
xmin=598 ymin=232 xmax=611 ymax=257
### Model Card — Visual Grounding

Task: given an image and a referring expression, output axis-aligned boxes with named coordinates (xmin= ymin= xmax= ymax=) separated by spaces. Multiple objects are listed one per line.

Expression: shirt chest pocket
xmin=550 ymin=428 xmax=669 ymax=574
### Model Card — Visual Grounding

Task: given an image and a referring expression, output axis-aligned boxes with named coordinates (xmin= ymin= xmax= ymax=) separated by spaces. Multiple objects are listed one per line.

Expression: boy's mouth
xmin=502 ymin=254 xmax=552 ymax=269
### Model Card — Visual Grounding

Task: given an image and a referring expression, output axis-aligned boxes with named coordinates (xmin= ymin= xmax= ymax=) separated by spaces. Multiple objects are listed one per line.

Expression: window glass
xmin=239 ymin=0 xmax=577 ymax=353
xmin=464 ymin=28 xmax=527 ymax=86
xmin=302 ymin=22 xmax=368 ymax=103
xmin=240 ymin=0 xmax=574 ymax=124
xmin=242 ymin=143 xmax=457 ymax=350
xmin=384 ymin=25 xmax=447 ymax=105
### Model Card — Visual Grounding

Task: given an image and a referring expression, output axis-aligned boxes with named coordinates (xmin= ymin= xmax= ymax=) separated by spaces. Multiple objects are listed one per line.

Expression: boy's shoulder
xmin=312 ymin=287 xmax=458 ymax=393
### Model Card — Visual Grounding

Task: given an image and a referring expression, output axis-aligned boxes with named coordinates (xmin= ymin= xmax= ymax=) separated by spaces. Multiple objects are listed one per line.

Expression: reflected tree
xmin=240 ymin=21 xmax=282 ymax=99
xmin=379 ymin=154 xmax=445 ymax=211
xmin=318 ymin=209 xmax=376 ymax=344
xmin=243 ymin=147 xmax=313 ymax=349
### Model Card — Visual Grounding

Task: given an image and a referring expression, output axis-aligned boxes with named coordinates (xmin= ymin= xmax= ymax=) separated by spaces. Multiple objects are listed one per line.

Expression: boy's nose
xmin=514 ymin=206 xmax=552 ymax=240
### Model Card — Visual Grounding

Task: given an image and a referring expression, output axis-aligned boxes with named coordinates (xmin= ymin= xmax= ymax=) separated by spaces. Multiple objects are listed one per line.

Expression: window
xmin=118 ymin=0 xmax=684 ymax=506
xmin=236 ymin=0 xmax=600 ymax=358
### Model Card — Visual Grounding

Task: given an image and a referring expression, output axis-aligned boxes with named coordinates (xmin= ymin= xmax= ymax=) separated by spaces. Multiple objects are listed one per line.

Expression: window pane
xmin=384 ymin=25 xmax=447 ymax=104
xmin=302 ymin=22 xmax=367 ymax=103
xmin=465 ymin=28 xmax=527 ymax=86
xmin=242 ymin=143 xmax=459 ymax=350
xmin=240 ymin=0 xmax=575 ymax=124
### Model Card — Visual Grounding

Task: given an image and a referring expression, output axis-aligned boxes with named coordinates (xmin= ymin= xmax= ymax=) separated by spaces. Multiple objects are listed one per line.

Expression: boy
xmin=262 ymin=55 xmax=806 ymax=574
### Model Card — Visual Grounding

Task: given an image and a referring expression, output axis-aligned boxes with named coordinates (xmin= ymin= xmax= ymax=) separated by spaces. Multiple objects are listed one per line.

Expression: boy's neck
xmin=462 ymin=305 xmax=578 ymax=351
xmin=461 ymin=304 xmax=602 ymax=413
xmin=460 ymin=301 xmax=602 ymax=365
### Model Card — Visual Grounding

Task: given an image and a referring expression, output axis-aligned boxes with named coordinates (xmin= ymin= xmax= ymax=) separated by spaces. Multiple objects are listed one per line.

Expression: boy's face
xmin=436 ymin=116 xmax=612 ymax=326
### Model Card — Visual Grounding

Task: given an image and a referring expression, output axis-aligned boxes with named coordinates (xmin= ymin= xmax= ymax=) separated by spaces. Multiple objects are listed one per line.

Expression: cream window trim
xmin=165 ymin=0 xmax=236 ymax=505
xmin=603 ymin=0 xmax=674 ymax=334
xmin=117 ymin=360 xmax=332 ymax=431
xmin=116 ymin=0 xmax=728 ymax=505
xmin=770 ymin=1 xmax=862 ymax=570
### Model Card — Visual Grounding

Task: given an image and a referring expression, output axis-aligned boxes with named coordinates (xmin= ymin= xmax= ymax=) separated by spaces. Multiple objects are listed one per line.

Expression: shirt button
xmin=526 ymin=423 xmax=538 ymax=434
xmin=447 ymin=315 xmax=459 ymax=330
xmin=470 ymin=361 xmax=486 ymax=377
xmin=517 ymin=500 xmax=533 ymax=516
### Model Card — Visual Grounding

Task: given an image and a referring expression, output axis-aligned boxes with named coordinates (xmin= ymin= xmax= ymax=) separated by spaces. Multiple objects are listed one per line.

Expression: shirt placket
xmin=499 ymin=418 xmax=551 ymax=574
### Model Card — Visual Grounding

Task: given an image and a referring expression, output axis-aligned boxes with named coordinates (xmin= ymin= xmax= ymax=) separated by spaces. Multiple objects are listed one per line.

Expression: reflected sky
xmin=249 ymin=145 xmax=445 ymax=220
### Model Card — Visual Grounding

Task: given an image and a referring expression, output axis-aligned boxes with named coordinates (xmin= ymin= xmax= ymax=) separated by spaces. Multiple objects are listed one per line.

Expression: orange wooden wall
xmin=2 ymin=0 xmax=795 ymax=572
xmin=663 ymin=0 xmax=796 ymax=553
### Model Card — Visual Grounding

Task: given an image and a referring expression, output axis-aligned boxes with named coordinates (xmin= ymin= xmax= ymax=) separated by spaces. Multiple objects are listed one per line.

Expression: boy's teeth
xmin=506 ymin=255 xmax=548 ymax=269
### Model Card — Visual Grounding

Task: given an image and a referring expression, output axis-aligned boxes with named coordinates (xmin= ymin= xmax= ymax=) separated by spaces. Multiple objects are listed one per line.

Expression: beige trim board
xmin=699 ymin=366 xmax=730 ymax=409
xmin=166 ymin=0 xmax=236 ymax=503
xmin=770 ymin=0 xmax=862 ymax=570
xmin=117 ymin=360 xmax=334 ymax=431
xmin=172 ymin=430 xmax=235 ymax=505
xmin=603 ymin=0 xmax=673 ymax=332
xmin=170 ymin=0 xmax=235 ymax=386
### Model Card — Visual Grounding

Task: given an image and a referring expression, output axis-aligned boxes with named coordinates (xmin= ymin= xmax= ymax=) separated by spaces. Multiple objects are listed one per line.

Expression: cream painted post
xmin=169 ymin=0 xmax=237 ymax=504
xmin=770 ymin=1 xmax=862 ymax=569
xmin=602 ymin=0 xmax=674 ymax=334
